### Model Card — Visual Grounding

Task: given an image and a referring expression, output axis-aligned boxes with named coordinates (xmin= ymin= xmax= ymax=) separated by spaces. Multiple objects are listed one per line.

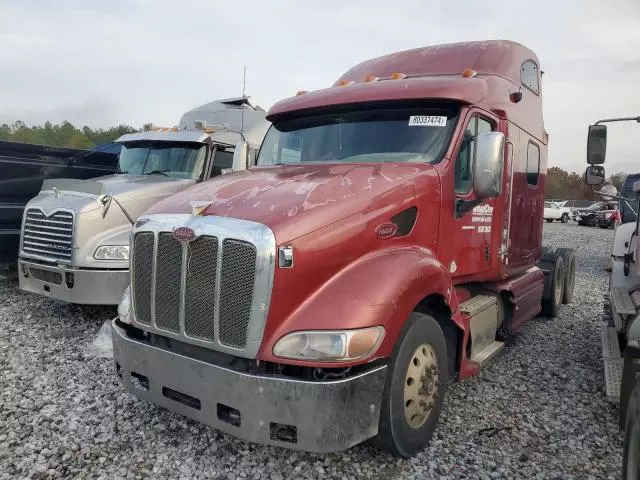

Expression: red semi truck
xmin=112 ymin=40 xmax=575 ymax=457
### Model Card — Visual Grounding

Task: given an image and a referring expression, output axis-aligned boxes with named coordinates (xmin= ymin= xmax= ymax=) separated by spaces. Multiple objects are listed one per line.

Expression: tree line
xmin=545 ymin=166 xmax=627 ymax=200
xmin=0 ymin=121 xmax=137 ymax=150
xmin=0 ymin=120 xmax=629 ymax=199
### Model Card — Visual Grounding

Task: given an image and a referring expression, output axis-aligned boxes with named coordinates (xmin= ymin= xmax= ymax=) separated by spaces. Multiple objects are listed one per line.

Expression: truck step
xmin=611 ymin=287 xmax=636 ymax=316
xmin=460 ymin=295 xmax=502 ymax=365
xmin=471 ymin=340 xmax=504 ymax=365
xmin=601 ymin=326 xmax=623 ymax=404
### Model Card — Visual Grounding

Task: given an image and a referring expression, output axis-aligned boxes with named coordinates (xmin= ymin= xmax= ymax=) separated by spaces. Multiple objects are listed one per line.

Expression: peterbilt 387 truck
xmin=112 ymin=40 xmax=575 ymax=456
xmin=585 ymin=116 xmax=640 ymax=479
xmin=17 ymin=97 xmax=270 ymax=305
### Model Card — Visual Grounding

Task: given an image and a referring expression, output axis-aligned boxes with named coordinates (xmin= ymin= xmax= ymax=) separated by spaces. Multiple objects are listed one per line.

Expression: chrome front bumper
xmin=112 ymin=321 xmax=387 ymax=453
xmin=18 ymin=259 xmax=128 ymax=305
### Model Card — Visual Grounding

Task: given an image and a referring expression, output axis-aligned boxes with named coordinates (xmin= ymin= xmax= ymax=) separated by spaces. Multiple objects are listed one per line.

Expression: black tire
xmin=556 ymin=248 xmax=575 ymax=304
xmin=540 ymin=255 xmax=565 ymax=317
xmin=600 ymin=223 xmax=610 ymax=229
xmin=545 ymin=219 xmax=554 ymax=223
xmin=622 ymin=379 xmax=640 ymax=480
xmin=375 ymin=312 xmax=447 ymax=457
xmin=561 ymin=214 xmax=569 ymax=223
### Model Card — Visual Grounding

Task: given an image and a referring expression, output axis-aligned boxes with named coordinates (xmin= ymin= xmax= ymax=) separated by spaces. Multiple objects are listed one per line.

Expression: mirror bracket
xmin=455 ymin=198 xmax=483 ymax=218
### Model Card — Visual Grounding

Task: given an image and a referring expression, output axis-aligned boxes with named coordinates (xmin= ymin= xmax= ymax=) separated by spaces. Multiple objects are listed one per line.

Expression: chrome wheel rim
xmin=554 ymin=265 xmax=563 ymax=306
xmin=403 ymin=344 xmax=439 ymax=429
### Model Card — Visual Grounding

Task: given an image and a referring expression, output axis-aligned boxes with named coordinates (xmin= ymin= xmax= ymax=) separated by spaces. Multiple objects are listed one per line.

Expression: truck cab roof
xmin=268 ymin=40 xmax=545 ymax=144
xmin=117 ymin=97 xmax=271 ymax=150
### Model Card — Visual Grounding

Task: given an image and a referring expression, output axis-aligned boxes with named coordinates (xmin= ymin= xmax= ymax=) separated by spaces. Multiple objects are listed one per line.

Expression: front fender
xmin=257 ymin=246 xmax=458 ymax=366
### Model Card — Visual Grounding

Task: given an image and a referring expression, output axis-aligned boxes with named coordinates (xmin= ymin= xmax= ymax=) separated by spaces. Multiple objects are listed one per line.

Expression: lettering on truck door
xmin=451 ymin=115 xmax=496 ymax=276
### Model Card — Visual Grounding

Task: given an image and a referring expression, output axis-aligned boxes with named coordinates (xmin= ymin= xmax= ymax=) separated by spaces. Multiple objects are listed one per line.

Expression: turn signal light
xmin=462 ymin=68 xmax=477 ymax=78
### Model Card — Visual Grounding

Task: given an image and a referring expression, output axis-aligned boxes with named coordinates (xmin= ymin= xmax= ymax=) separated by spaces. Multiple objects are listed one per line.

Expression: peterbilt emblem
xmin=173 ymin=227 xmax=196 ymax=243
xmin=376 ymin=223 xmax=397 ymax=239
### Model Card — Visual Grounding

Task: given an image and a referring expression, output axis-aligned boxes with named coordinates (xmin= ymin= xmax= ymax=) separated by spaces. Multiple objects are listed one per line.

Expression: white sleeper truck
xmin=18 ymin=97 xmax=270 ymax=305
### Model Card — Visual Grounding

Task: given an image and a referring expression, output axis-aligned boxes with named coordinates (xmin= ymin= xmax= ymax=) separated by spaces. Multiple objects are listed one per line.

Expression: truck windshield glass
xmin=118 ymin=142 xmax=207 ymax=180
xmin=257 ymin=107 xmax=458 ymax=165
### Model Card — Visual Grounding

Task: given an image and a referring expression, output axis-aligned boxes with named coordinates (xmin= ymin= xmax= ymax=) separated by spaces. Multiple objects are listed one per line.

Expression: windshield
xmin=118 ymin=142 xmax=207 ymax=180
xmin=257 ymin=105 xmax=458 ymax=166
xmin=586 ymin=202 xmax=603 ymax=210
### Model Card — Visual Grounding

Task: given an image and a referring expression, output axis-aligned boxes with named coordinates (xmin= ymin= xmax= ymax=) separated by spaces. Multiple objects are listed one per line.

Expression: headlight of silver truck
xmin=94 ymin=245 xmax=130 ymax=260
xmin=273 ymin=326 xmax=385 ymax=361
xmin=117 ymin=285 xmax=132 ymax=324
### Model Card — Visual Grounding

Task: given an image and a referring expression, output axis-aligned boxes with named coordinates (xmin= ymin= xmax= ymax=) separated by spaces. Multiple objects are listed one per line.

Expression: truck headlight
xmin=117 ymin=285 xmax=132 ymax=324
xmin=273 ymin=326 xmax=385 ymax=362
xmin=94 ymin=245 xmax=130 ymax=260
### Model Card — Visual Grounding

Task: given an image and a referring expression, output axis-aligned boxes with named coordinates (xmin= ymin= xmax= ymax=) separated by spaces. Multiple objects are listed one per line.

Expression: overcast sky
xmin=1 ymin=0 xmax=638 ymax=174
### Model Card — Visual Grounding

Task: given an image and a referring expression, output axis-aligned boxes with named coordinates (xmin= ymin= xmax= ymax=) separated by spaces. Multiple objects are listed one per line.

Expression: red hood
xmin=146 ymin=163 xmax=435 ymax=243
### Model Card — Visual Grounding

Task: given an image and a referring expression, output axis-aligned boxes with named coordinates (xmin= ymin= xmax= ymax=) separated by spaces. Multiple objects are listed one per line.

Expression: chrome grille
xmin=184 ymin=236 xmax=219 ymax=341
xmin=219 ymin=239 xmax=257 ymax=348
xmin=154 ymin=233 xmax=183 ymax=332
xmin=22 ymin=208 xmax=74 ymax=261
xmin=129 ymin=215 xmax=274 ymax=359
xmin=132 ymin=233 xmax=154 ymax=325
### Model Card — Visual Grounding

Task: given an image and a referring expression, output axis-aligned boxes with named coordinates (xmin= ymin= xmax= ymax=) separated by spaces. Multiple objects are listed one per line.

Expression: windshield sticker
xmin=408 ymin=116 xmax=447 ymax=127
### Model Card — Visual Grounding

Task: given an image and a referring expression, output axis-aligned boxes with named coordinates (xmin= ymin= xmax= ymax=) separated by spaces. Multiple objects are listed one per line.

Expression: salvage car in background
xmin=574 ymin=201 xmax=614 ymax=226
xmin=544 ymin=201 xmax=569 ymax=223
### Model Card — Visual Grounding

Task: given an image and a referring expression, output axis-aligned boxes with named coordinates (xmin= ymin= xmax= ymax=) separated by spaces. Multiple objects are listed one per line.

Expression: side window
xmin=454 ymin=116 xmax=494 ymax=194
xmin=521 ymin=60 xmax=539 ymax=95
xmin=454 ymin=117 xmax=476 ymax=194
xmin=212 ymin=149 xmax=234 ymax=176
xmin=526 ymin=142 xmax=540 ymax=186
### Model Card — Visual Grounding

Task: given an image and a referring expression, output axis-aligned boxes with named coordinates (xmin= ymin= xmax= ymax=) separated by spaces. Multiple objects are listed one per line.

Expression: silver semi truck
xmin=17 ymin=97 xmax=270 ymax=305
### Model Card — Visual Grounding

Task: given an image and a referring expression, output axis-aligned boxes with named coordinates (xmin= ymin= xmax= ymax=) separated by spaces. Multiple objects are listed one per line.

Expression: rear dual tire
xmin=375 ymin=312 xmax=447 ymax=457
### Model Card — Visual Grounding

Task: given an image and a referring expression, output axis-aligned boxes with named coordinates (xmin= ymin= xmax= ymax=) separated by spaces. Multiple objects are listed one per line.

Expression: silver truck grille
xmin=22 ymin=208 xmax=74 ymax=261
xmin=130 ymin=215 xmax=275 ymax=358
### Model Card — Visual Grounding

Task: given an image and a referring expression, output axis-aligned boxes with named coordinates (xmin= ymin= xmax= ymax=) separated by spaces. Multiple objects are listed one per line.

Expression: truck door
xmin=450 ymin=114 xmax=497 ymax=277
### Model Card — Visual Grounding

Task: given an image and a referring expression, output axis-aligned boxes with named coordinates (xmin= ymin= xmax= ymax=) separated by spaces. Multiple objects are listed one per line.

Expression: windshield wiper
xmin=144 ymin=170 xmax=170 ymax=176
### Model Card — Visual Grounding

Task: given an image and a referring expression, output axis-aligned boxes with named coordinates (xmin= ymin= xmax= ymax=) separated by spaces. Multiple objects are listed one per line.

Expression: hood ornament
xmin=173 ymin=227 xmax=197 ymax=243
xmin=190 ymin=200 xmax=213 ymax=217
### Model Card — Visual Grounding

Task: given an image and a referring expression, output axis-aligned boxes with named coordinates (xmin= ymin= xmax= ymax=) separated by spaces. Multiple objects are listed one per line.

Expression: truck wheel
xmin=545 ymin=219 xmax=554 ymax=223
xmin=561 ymin=214 xmax=569 ymax=223
xmin=623 ymin=380 xmax=640 ymax=480
xmin=556 ymin=248 xmax=575 ymax=304
xmin=375 ymin=312 xmax=447 ymax=458
xmin=540 ymin=255 xmax=565 ymax=317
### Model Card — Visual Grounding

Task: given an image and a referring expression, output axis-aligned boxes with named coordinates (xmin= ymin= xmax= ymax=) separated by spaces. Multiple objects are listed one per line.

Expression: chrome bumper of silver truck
xmin=18 ymin=259 xmax=128 ymax=305
xmin=112 ymin=320 xmax=387 ymax=453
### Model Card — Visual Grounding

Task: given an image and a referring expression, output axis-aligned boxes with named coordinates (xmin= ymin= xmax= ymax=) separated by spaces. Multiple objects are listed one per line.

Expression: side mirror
xmin=473 ymin=131 xmax=505 ymax=198
xmin=585 ymin=165 xmax=605 ymax=185
xmin=587 ymin=124 xmax=607 ymax=165
xmin=223 ymin=141 xmax=249 ymax=175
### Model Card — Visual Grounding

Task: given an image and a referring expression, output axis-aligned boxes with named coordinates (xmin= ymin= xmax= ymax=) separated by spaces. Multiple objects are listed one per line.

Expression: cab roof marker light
xmin=462 ymin=68 xmax=478 ymax=78
xmin=338 ymin=80 xmax=355 ymax=87
xmin=296 ymin=90 xmax=308 ymax=96
xmin=364 ymin=74 xmax=380 ymax=83
xmin=390 ymin=72 xmax=407 ymax=80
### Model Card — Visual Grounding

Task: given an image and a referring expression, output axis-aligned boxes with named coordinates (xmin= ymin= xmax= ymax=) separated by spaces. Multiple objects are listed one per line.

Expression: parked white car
xmin=544 ymin=202 xmax=570 ymax=223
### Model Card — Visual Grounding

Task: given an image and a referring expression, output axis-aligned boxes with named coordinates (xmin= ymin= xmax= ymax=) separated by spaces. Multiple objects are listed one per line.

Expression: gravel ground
xmin=0 ymin=222 xmax=623 ymax=479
